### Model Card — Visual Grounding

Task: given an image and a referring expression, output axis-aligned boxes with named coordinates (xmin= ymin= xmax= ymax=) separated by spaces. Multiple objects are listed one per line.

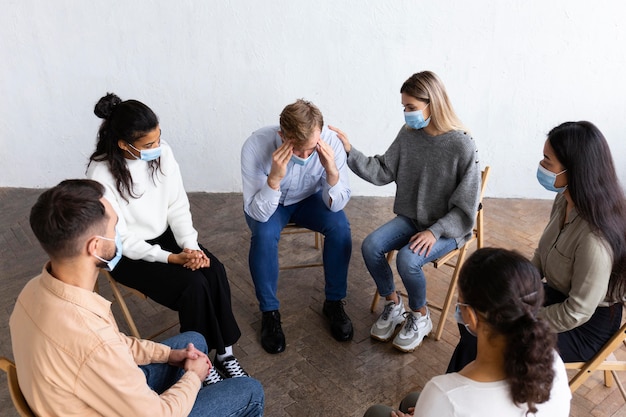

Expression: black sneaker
xmin=261 ymin=310 xmax=286 ymax=354
xmin=323 ymin=300 xmax=354 ymax=341
xmin=203 ymin=366 xmax=224 ymax=386
xmin=214 ymin=355 xmax=249 ymax=378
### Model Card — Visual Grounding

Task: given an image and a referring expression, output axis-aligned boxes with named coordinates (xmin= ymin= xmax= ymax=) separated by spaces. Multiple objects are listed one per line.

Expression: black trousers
xmin=447 ymin=284 xmax=622 ymax=373
xmin=111 ymin=228 xmax=241 ymax=353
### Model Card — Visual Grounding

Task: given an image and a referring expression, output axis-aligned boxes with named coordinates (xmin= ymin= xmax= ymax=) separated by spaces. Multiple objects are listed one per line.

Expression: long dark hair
xmin=459 ymin=247 xmax=556 ymax=415
xmin=548 ymin=121 xmax=626 ymax=302
xmin=88 ymin=93 xmax=160 ymax=201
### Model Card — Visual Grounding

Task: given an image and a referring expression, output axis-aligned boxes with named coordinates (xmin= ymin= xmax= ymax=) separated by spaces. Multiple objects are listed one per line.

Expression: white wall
xmin=1 ymin=0 xmax=625 ymax=198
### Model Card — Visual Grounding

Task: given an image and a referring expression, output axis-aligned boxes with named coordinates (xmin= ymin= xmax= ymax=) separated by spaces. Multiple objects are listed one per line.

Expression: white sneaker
xmin=370 ymin=292 xmax=406 ymax=342
xmin=392 ymin=309 xmax=433 ymax=352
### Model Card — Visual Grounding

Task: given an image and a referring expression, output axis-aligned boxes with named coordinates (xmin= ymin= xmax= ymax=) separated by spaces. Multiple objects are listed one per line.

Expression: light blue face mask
xmin=454 ymin=303 xmax=477 ymax=337
xmin=127 ymin=142 xmax=162 ymax=161
xmin=291 ymin=150 xmax=316 ymax=166
xmin=536 ymin=163 xmax=567 ymax=193
xmin=404 ymin=104 xmax=431 ymax=130
xmin=94 ymin=227 xmax=123 ymax=271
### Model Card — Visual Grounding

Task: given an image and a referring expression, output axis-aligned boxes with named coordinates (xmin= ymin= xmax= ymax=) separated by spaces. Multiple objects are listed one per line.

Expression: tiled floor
xmin=1 ymin=189 xmax=625 ymax=416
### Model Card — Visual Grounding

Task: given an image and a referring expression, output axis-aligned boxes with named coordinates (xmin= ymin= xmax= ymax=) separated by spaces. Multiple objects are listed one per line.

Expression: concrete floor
xmin=1 ymin=189 xmax=625 ymax=416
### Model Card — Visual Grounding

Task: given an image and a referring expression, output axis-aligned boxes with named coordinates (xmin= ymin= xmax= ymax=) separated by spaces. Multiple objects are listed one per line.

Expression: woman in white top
xmin=86 ymin=93 xmax=246 ymax=384
xmin=363 ymin=248 xmax=571 ymax=417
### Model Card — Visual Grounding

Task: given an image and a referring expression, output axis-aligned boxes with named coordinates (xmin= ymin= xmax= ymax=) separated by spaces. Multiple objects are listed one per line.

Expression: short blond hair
xmin=279 ymin=99 xmax=324 ymax=143
xmin=400 ymin=71 xmax=467 ymax=133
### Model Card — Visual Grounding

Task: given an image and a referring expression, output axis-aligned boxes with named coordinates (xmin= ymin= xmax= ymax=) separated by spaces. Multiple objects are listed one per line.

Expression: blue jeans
xmin=245 ymin=191 xmax=352 ymax=311
xmin=141 ymin=332 xmax=264 ymax=416
xmin=362 ymin=215 xmax=457 ymax=311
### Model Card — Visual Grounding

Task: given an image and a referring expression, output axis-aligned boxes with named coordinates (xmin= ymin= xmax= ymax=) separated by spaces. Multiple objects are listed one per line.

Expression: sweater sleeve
xmin=346 ymin=136 xmax=401 ymax=186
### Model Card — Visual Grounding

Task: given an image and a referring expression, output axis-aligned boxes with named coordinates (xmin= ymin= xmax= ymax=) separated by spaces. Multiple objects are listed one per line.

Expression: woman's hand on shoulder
xmin=328 ymin=125 xmax=351 ymax=154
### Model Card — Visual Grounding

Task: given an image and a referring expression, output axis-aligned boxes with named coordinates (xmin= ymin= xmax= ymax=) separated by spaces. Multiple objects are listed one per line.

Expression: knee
xmin=361 ymin=234 xmax=381 ymax=259
xmin=399 ymin=392 xmax=420 ymax=413
xmin=180 ymin=331 xmax=208 ymax=353
xmin=363 ymin=404 xmax=394 ymax=417
xmin=396 ymin=247 xmax=426 ymax=275
xmin=324 ymin=215 xmax=351 ymax=240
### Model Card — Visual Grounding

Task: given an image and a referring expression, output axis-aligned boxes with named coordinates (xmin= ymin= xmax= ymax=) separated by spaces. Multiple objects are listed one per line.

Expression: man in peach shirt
xmin=9 ymin=179 xmax=264 ymax=416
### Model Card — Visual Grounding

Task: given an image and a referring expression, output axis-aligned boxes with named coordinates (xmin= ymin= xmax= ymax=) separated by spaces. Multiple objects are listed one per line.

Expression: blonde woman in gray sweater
xmin=331 ymin=71 xmax=480 ymax=352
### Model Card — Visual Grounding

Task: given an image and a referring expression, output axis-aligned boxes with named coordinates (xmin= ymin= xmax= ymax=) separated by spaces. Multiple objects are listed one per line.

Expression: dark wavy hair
xmin=459 ymin=247 xmax=556 ymax=415
xmin=548 ymin=121 xmax=626 ymax=303
xmin=30 ymin=179 xmax=107 ymax=259
xmin=88 ymin=92 xmax=160 ymax=201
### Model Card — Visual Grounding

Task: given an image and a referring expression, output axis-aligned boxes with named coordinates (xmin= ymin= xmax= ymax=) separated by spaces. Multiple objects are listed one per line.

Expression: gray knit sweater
xmin=347 ymin=127 xmax=480 ymax=246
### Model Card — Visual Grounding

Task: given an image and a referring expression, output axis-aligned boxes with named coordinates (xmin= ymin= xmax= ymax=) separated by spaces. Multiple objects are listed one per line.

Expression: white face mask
xmin=291 ymin=150 xmax=316 ymax=166
xmin=93 ymin=227 xmax=123 ymax=271
xmin=127 ymin=142 xmax=162 ymax=161
xmin=454 ymin=303 xmax=477 ymax=337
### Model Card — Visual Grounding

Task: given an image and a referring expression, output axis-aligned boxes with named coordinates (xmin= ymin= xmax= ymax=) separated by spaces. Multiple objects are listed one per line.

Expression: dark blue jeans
xmin=141 ymin=331 xmax=264 ymax=416
xmin=245 ymin=191 xmax=351 ymax=311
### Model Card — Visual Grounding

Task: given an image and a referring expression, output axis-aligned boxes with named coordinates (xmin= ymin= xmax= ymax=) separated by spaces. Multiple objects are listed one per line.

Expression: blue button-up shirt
xmin=241 ymin=125 xmax=351 ymax=222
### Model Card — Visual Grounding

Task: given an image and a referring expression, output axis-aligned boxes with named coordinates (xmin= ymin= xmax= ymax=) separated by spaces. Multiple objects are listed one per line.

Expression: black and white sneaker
xmin=214 ymin=356 xmax=249 ymax=378
xmin=203 ymin=366 xmax=224 ymax=386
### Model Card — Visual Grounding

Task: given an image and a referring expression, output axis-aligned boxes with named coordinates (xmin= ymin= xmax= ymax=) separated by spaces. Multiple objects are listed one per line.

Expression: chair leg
xmin=371 ymin=291 xmax=381 ymax=313
xmin=433 ymin=245 xmax=469 ymax=341
xmin=105 ymin=273 xmax=142 ymax=339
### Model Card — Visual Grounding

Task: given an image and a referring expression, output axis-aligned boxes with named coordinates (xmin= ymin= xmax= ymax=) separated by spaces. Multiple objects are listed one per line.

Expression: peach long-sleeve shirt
xmin=9 ymin=264 xmax=201 ymax=417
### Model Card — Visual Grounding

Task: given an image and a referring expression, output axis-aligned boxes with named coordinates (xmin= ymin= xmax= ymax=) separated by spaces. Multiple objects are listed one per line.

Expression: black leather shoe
xmin=323 ymin=300 xmax=354 ymax=341
xmin=261 ymin=310 xmax=286 ymax=354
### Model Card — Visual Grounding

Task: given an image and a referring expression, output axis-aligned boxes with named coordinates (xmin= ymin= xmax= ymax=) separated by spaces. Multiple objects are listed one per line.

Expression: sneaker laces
xmin=217 ymin=356 xmax=249 ymax=378
xmin=203 ymin=366 xmax=223 ymax=386
xmin=380 ymin=301 xmax=396 ymax=321
xmin=402 ymin=311 xmax=419 ymax=332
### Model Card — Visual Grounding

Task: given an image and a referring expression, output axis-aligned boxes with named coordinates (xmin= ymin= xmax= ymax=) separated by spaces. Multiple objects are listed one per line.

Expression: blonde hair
xmin=279 ymin=99 xmax=324 ymax=143
xmin=401 ymin=71 xmax=467 ymax=133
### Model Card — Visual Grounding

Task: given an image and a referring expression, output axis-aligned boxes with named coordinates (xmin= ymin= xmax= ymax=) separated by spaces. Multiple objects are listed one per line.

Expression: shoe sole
xmin=392 ymin=323 xmax=434 ymax=352
xmin=370 ymin=317 xmax=405 ymax=342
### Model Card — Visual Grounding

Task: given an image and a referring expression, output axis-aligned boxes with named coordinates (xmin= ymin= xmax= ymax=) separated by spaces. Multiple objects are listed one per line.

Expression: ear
xmin=117 ymin=139 xmax=128 ymax=151
xmin=465 ymin=307 xmax=480 ymax=334
xmin=85 ymin=235 xmax=100 ymax=257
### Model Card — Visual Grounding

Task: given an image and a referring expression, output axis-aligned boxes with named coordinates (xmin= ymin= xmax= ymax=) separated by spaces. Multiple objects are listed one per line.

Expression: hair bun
xmin=94 ymin=93 xmax=122 ymax=119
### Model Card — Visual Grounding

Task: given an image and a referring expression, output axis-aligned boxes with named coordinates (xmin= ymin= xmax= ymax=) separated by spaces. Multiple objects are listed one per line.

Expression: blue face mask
xmin=404 ymin=104 xmax=431 ymax=130
xmin=127 ymin=142 xmax=162 ymax=161
xmin=536 ymin=163 xmax=567 ymax=193
xmin=291 ymin=150 xmax=316 ymax=166
xmin=94 ymin=227 xmax=123 ymax=271
xmin=454 ymin=303 xmax=477 ymax=337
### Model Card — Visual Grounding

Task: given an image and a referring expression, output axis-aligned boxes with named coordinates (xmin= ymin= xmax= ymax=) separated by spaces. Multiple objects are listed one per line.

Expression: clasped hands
xmin=168 ymin=249 xmax=210 ymax=270
xmin=168 ymin=342 xmax=212 ymax=382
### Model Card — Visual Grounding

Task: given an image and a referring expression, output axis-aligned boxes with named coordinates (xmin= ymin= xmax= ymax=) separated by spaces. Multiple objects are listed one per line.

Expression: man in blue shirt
xmin=241 ymin=99 xmax=353 ymax=354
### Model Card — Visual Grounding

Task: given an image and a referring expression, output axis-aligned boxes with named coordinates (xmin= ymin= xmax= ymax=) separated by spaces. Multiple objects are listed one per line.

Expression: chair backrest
xmin=0 ymin=357 xmax=36 ymax=417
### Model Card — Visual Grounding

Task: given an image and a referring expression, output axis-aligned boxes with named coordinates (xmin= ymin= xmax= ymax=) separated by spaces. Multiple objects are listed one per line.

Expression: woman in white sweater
xmin=86 ymin=93 xmax=246 ymax=384
xmin=364 ymin=248 xmax=571 ymax=417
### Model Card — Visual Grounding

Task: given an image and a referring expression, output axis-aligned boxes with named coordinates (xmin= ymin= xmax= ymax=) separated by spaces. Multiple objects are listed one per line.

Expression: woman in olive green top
xmin=448 ymin=121 xmax=626 ymax=369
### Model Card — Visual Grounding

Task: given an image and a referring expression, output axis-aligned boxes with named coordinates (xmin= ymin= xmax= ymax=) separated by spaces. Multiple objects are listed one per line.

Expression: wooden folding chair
xmin=100 ymin=270 xmax=179 ymax=340
xmin=370 ymin=166 xmax=491 ymax=341
xmin=279 ymin=223 xmax=323 ymax=270
xmin=565 ymin=314 xmax=626 ymax=401
xmin=0 ymin=357 xmax=36 ymax=417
